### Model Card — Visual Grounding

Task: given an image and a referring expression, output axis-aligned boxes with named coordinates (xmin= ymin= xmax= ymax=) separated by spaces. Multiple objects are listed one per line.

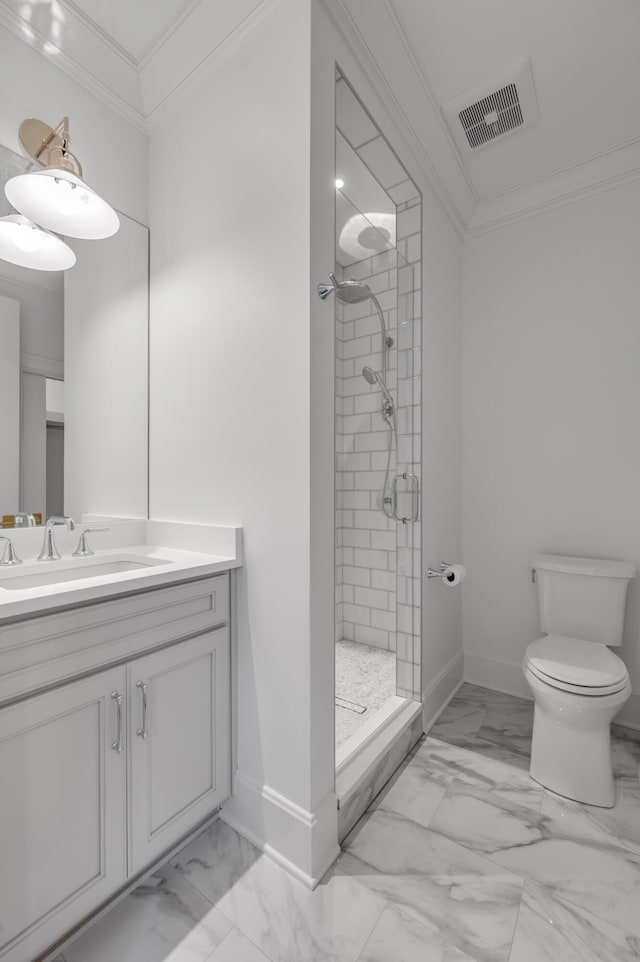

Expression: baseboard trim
xmin=422 ymin=651 xmax=464 ymax=732
xmin=464 ymin=652 xmax=640 ymax=729
xmin=220 ymin=771 xmax=338 ymax=889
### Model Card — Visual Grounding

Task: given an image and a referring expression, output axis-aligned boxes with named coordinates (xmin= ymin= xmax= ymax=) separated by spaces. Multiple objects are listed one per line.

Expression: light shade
xmin=5 ymin=168 xmax=120 ymax=240
xmin=0 ymin=214 xmax=76 ymax=271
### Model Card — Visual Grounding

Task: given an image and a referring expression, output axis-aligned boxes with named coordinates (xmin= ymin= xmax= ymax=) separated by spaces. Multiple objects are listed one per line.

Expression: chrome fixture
xmin=72 ymin=526 xmax=110 ymax=557
xmin=319 ymin=271 xmax=420 ymax=524
xmin=362 ymin=365 xmax=394 ymax=414
xmin=317 ymin=272 xmax=393 ymax=381
xmin=392 ymin=472 xmax=420 ymax=525
xmin=5 ymin=116 xmax=119 ymax=241
xmin=14 ymin=512 xmax=36 ymax=527
xmin=38 ymin=516 xmax=75 ymax=561
xmin=0 ymin=536 xmax=22 ymax=566
xmin=136 ymin=680 xmax=149 ymax=739
xmin=361 ymin=365 xmax=402 ymax=521
xmin=111 ymin=691 xmax=124 ymax=754
xmin=427 ymin=562 xmax=454 ymax=579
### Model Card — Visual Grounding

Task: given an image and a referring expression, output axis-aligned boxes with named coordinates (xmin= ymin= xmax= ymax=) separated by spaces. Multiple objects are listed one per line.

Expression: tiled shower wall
xmin=335 ymin=195 xmax=422 ymax=699
xmin=335 ymin=252 xmax=399 ymax=652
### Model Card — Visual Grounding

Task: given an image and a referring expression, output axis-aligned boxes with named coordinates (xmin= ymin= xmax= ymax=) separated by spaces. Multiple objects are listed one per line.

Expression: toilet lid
xmin=525 ymin=636 xmax=628 ymax=689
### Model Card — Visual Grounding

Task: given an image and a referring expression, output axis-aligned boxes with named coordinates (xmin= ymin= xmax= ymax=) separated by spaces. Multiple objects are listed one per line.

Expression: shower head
xmin=317 ymin=272 xmax=372 ymax=304
xmin=335 ymin=279 xmax=372 ymax=304
xmin=362 ymin=366 xmax=394 ymax=409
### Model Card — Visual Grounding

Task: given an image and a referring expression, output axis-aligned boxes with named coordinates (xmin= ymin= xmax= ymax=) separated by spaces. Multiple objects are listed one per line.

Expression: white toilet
xmin=523 ymin=553 xmax=635 ymax=807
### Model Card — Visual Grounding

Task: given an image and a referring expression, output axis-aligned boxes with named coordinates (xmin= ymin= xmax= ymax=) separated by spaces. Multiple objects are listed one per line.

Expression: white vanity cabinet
xmin=0 ymin=573 xmax=231 ymax=962
xmin=0 ymin=667 xmax=127 ymax=962
xmin=127 ymin=629 xmax=230 ymax=874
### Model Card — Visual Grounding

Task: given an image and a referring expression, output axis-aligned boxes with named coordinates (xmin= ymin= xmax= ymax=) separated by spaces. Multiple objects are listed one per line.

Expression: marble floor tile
xmin=428 ymin=699 xmax=486 ymax=736
xmin=370 ymin=754 xmax=448 ymax=828
xmin=358 ymin=904 xmax=478 ymax=962
xmin=172 ymin=820 xmax=386 ymax=962
xmin=339 ymin=808 xmax=524 ymax=962
xmin=412 ymin=737 xmax=543 ymax=810
xmin=509 ymin=881 xmax=640 ymax=962
xmin=206 ymin=927 xmax=271 ymax=962
xmin=63 ymin=865 xmax=232 ymax=962
xmin=429 ymin=780 xmax=640 ymax=937
xmin=540 ymin=780 xmax=640 ymax=856
xmin=426 ymin=725 xmax=531 ymax=771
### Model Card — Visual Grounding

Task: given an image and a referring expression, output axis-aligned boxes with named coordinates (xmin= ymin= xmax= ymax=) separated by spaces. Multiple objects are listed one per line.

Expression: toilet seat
xmin=525 ymin=635 xmax=629 ymax=696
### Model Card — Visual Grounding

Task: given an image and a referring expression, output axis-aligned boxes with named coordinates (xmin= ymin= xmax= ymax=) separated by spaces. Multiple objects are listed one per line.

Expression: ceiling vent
xmin=442 ymin=57 xmax=540 ymax=155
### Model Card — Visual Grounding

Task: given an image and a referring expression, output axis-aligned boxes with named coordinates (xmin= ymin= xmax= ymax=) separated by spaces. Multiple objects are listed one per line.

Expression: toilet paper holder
xmin=427 ymin=562 xmax=458 ymax=580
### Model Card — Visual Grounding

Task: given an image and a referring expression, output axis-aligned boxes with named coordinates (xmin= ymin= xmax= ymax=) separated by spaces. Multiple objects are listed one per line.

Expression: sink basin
xmin=0 ymin=555 xmax=170 ymax=591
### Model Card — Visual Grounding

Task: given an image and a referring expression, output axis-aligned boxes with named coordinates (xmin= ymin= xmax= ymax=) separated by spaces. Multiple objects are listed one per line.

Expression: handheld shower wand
xmin=362 ymin=366 xmax=394 ymax=412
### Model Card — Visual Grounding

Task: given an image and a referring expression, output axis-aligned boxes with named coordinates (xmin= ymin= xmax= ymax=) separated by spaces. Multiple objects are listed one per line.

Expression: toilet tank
xmin=532 ymin=554 xmax=636 ymax=647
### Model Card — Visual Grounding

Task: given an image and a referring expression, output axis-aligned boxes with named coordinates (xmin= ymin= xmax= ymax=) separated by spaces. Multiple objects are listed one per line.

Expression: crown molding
xmin=467 ymin=137 xmax=640 ymax=236
xmin=330 ymin=0 xmax=469 ymax=237
xmin=59 ymin=0 xmax=138 ymax=68
xmin=0 ymin=0 xmax=146 ymax=133
xmin=382 ymin=0 xmax=479 ymax=206
xmin=476 ymin=132 xmax=640 ymax=205
xmin=348 ymin=0 xmax=640 ymax=237
xmin=136 ymin=0 xmax=203 ymax=69
xmin=143 ymin=0 xmax=285 ymax=126
xmin=332 ymin=0 xmax=477 ymax=236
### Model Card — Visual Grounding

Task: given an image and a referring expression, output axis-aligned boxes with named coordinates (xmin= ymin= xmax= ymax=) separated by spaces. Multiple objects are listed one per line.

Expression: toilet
xmin=523 ymin=553 xmax=635 ymax=807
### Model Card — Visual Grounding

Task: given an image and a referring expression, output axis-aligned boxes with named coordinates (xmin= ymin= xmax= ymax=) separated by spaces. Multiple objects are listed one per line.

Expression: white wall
xmin=462 ymin=180 xmax=640 ymax=727
xmin=64 ymin=215 xmax=148 ymax=522
xmin=148 ymin=0 xmax=334 ymax=883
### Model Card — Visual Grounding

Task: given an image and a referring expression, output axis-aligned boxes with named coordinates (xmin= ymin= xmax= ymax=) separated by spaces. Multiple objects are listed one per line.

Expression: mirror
xmin=0 ymin=142 xmax=149 ymax=528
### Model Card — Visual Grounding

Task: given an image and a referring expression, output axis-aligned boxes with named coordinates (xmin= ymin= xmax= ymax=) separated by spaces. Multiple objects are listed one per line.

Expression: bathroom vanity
xmin=0 ymin=525 xmax=240 ymax=962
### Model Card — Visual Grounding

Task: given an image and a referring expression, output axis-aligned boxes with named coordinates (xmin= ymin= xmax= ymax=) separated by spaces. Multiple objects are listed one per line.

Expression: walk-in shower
xmin=329 ymin=71 xmax=422 ymax=826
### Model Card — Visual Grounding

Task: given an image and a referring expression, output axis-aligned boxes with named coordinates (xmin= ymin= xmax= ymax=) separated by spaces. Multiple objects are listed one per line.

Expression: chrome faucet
xmin=14 ymin=512 xmax=36 ymax=527
xmin=72 ymin=526 xmax=109 ymax=557
xmin=0 ymin=536 xmax=22 ymax=566
xmin=38 ymin=516 xmax=75 ymax=562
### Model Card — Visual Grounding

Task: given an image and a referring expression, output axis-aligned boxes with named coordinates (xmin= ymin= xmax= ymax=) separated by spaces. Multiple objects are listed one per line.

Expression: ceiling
xmin=2 ymin=0 xmax=639 ymax=234
xmin=390 ymin=0 xmax=640 ymax=199
xmin=67 ymin=0 xmax=195 ymax=62
xmin=343 ymin=0 xmax=640 ymax=233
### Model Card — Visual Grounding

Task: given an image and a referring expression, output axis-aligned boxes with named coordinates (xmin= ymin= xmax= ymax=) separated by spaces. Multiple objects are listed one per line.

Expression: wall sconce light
xmin=5 ymin=116 xmax=120 ymax=240
xmin=0 ymin=214 xmax=76 ymax=270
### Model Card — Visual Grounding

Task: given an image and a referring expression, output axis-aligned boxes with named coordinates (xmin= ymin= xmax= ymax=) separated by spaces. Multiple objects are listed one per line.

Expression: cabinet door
xmin=128 ymin=628 xmax=230 ymax=874
xmin=0 ymin=667 xmax=127 ymax=962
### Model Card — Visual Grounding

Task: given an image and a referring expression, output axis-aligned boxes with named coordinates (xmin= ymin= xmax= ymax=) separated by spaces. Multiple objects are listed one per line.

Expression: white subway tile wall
xmin=335 ymin=196 xmax=422 ymax=699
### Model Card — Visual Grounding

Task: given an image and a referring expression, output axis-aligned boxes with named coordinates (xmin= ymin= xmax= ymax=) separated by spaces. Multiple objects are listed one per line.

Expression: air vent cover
xmin=442 ymin=57 xmax=540 ymax=155
xmin=459 ymin=83 xmax=523 ymax=148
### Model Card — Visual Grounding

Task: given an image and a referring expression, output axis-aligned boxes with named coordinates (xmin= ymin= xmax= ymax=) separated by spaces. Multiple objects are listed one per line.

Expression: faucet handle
xmin=0 ymin=536 xmax=22 ymax=566
xmin=72 ymin=526 xmax=110 ymax=558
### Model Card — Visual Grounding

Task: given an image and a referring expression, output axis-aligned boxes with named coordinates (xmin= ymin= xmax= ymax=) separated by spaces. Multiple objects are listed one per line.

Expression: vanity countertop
xmin=0 ymin=521 xmax=242 ymax=623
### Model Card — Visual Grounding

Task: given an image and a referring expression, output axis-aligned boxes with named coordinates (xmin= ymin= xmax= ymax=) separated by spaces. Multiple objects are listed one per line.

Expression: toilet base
xmin=525 ymin=667 xmax=630 ymax=808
